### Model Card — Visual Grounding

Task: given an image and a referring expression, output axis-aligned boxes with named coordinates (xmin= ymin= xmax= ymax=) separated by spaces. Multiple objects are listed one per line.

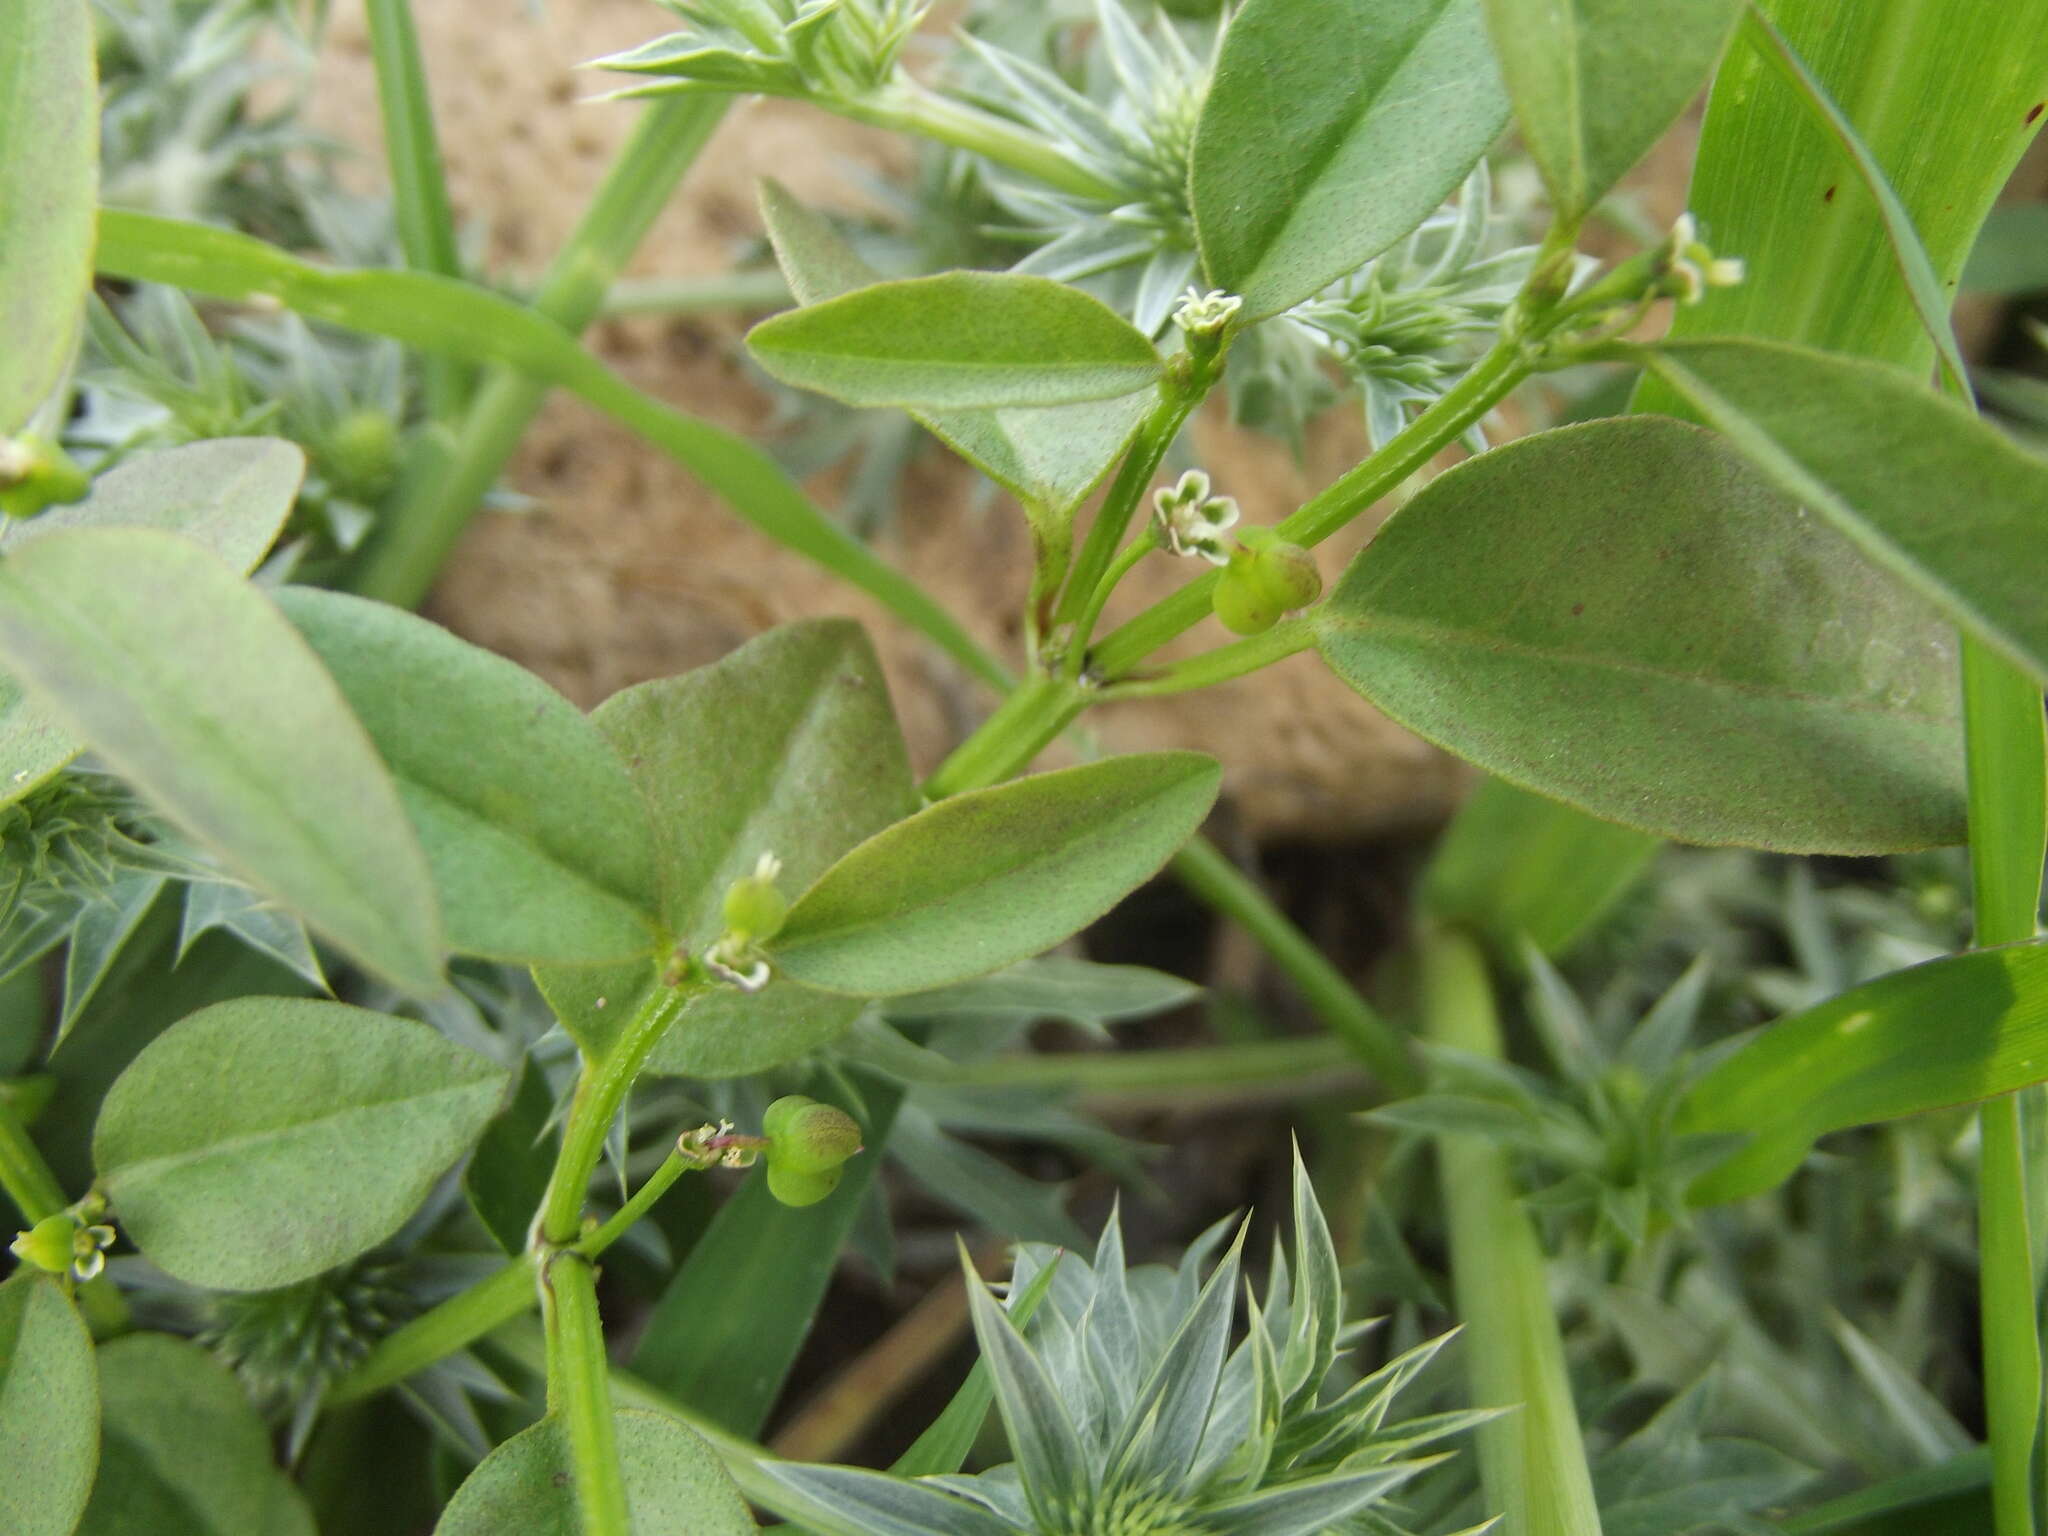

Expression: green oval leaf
xmin=0 ymin=438 xmax=309 ymax=806
xmin=1313 ymin=417 xmax=1965 ymax=852
xmin=770 ymin=753 xmax=1223 ymax=996
xmin=435 ymin=1410 xmax=755 ymax=1535
xmin=745 ymin=272 xmax=1162 ymax=410
xmin=533 ymin=619 xmax=918 ymax=1076
xmin=78 ymin=1335 xmax=312 ymax=1536
xmin=0 ymin=1273 xmax=97 ymax=1536
xmin=1680 ymin=940 xmax=2048 ymax=1204
xmin=1190 ymin=0 xmax=1507 ymax=320
xmin=1482 ymin=0 xmax=1739 ymax=224
xmin=0 ymin=528 xmax=445 ymax=994
xmin=759 ymin=180 xmax=1147 ymax=517
xmin=94 ymin=998 xmax=510 ymax=1290
xmin=0 ymin=0 xmax=96 ymax=431
xmin=1641 ymin=337 xmax=2048 ymax=686
xmin=276 ymin=588 xmax=661 ymax=965
xmin=0 ymin=438 xmax=305 ymax=571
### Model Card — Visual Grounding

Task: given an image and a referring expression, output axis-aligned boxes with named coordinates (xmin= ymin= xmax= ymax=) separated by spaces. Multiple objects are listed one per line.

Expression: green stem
xmin=352 ymin=94 xmax=730 ymax=607
xmin=1423 ymin=924 xmax=1603 ymax=1536
xmin=922 ymin=671 xmax=1085 ymax=797
xmin=1090 ymin=339 xmax=1532 ymax=677
xmin=363 ymin=0 xmax=468 ymax=419
xmin=1962 ymin=633 xmax=2048 ymax=1536
xmin=1053 ymin=370 xmax=1209 ymax=669
xmin=600 ymin=269 xmax=793 ymax=319
xmin=537 ymin=979 xmax=703 ymax=1245
xmin=543 ymin=1251 xmax=631 ymax=1535
xmin=1175 ymin=838 xmax=1417 ymax=1093
xmin=1095 ymin=615 xmax=1317 ymax=699
xmin=327 ymin=1256 xmax=537 ymax=1408
xmin=0 ymin=1094 xmax=66 ymax=1222
xmin=1064 ymin=533 xmax=1156 ymax=672
xmin=859 ymin=81 xmax=1126 ymax=204
xmin=576 ymin=1150 xmax=692 ymax=1259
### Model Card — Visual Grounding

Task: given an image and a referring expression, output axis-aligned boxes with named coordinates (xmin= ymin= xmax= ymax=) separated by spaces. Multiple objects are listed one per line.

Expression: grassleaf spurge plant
xmin=2 ymin=0 xmax=2047 ymax=1531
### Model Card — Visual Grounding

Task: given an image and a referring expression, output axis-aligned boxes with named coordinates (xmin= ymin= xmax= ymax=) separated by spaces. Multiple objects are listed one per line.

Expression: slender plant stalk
xmin=1095 ymin=617 xmax=1318 ymax=701
xmin=353 ymin=94 xmax=730 ymax=607
xmin=1171 ymin=838 xmax=1416 ymax=1093
xmin=1962 ymin=634 xmax=2048 ymax=1536
xmin=1423 ymin=924 xmax=1603 ymax=1536
xmin=861 ymin=81 xmax=1125 ymax=203
xmin=945 ymin=1033 xmax=1354 ymax=1093
xmin=601 ymin=269 xmax=793 ymax=319
xmin=537 ymin=979 xmax=703 ymax=1245
xmin=0 ymin=1093 xmax=66 ymax=1221
xmin=578 ymin=1150 xmax=692 ymax=1258
xmin=362 ymin=0 xmax=467 ymax=419
xmin=327 ymin=1256 xmax=538 ymax=1408
xmin=543 ymin=1251 xmax=632 ymax=1535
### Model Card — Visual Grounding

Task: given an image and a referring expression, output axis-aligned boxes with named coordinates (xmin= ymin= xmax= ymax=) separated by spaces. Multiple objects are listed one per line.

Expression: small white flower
xmin=1151 ymin=469 xmax=1240 ymax=564
xmin=1664 ymin=212 xmax=1745 ymax=305
xmin=753 ymin=851 xmax=783 ymax=883
xmin=1172 ymin=287 xmax=1244 ymax=336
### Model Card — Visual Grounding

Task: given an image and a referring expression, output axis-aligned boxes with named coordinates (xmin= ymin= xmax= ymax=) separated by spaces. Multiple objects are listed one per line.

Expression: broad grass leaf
xmin=759 ymin=180 xmax=1145 ymax=517
xmin=0 ymin=1273 xmax=97 ymax=1536
xmin=0 ymin=529 xmax=445 ymax=993
xmin=0 ymin=439 xmax=307 ymax=807
xmin=746 ymin=271 xmax=1162 ymax=409
xmin=434 ymin=1410 xmax=753 ymax=1535
xmin=1642 ymin=338 xmax=2048 ymax=686
xmin=533 ymin=618 xmax=917 ymax=1075
xmin=1190 ymin=0 xmax=1507 ymax=319
xmin=1681 ymin=939 xmax=2048 ymax=1204
xmin=1482 ymin=0 xmax=1739 ymax=224
xmin=884 ymin=956 xmax=1200 ymax=1036
xmin=1421 ymin=776 xmax=1660 ymax=961
xmin=0 ymin=0 xmax=96 ymax=431
xmin=276 ymin=589 xmax=660 ymax=965
xmin=76 ymin=1335 xmax=312 ymax=1536
xmin=770 ymin=753 xmax=1223 ymax=996
xmin=93 ymin=998 xmax=509 ymax=1290
xmin=1313 ymin=417 xmax=1965 ymax=853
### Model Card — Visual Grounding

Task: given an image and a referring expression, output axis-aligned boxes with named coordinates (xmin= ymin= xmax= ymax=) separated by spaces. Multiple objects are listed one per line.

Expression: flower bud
xmin=326 ymin=409 xmax=400 ymax=498
xmin=720 ymin=852 xmax=788 ymax=944
xmin=9 ymin=1214 xmax=74 ymax=1275
xmin=0 ymin=436 xmax=91 ymax=520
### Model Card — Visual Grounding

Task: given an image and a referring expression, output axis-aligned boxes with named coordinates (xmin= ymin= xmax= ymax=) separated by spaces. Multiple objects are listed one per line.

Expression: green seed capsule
xmin=0 ymin=436 xmax=90 ymax=519
xmin=767 ymin=1162 xmax=843 ymax=1208
xmin=1248 ymin=540 xmax=1322 ymax=610
xmin=1212 ymin=564 xmax=1281 ymax=636
xmin=761 ymin=1094 xmax=814 ymax=1144
xmin=326 ymin=409 xmax=400 ymax=498
xmin=769 ymin=1102 xmax=863 ymax=1176
xmin=722 ymin=873 xmax=789 ymax=943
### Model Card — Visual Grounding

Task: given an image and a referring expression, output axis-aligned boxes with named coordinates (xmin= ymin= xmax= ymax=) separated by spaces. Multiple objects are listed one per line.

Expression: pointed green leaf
xmin=1314 ymin=417 xmax=1965 ymax=852
xmin=752 ymin=1460 xmax=1017 ymax=1536
xmin=1640 ymin=337 xmax=2048 ymax=686
xmin=533 ymin=619 xmax=918 ymax=1075
xmin=759 ymin=180 xmax=1146 ymax=515
xmin=1201 ymin=1464 xmax=1431 ymax=1535
xmin=884 ymin=956 xmax=1201 ymax=1035
xmin=0 ymin=1273 xmax=97 ymax=1536
xmin=434 ymin=1410 xmax=754 ymax=1535
xmin=1190 ymin=0 xmax=1507 ymax=319
xmin=0 ymin=438 xmax=304 ymax=571
xmin=77 ymin=1335 xmax=312 ymax=1536
xmin=771 ymin=753 xmax=1222 ymax=996
xmin=275 ymin=589 xmax=660 ymax=965
xmin=94 ymin=998 xmax=510 ymax=1290
xmin=1482 ymin=0 xmax=1739 ymax=223
xmin=746 ymin=271 xmax=1162 ymax=410
xmin=0 ymin=529 xmax=445 ymax=993
xmin=0 ymin=0 xmax=96 ymax=431
xmin=965 ymin=1268 xmax=1090 ymax=1514
xmin=1681 ymin=940 xmax=2048 ymax=1203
